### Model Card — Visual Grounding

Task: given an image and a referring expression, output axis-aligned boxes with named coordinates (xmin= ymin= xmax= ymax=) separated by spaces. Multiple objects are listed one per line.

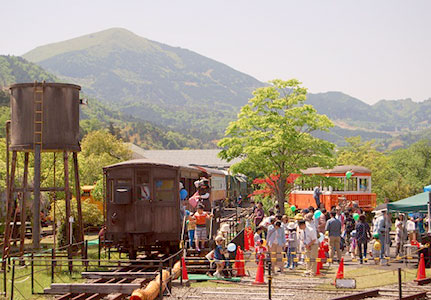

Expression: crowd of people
xmin=182 ymin=187 xmax=426 ymax=279
xmin=249 ymin=201 xmax=426 ymax=277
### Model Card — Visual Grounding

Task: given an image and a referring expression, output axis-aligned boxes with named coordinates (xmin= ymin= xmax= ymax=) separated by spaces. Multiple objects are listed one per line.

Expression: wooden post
xmin=19 ymin=152 xmax=29 ymax=259
xmin=31 ymin=252 xmax=34 ymax=294
xmin=398 ymin=267 xmax=402 ymax=299
xmin=2 ymin=151 xmax=17 ymax=260
xmin=73 ymin=152 xmax=85 ymax=258
xmin=63 ymin=151 xmax=72 ymax=272
xmin=33 ymin=145 xmax=41 ymax=249
xmin=11 ymin=259 xmax=15 ymax=300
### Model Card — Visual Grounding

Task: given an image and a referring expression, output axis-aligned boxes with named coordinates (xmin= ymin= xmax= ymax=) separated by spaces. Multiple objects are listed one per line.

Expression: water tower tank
xmin=9 ymin=82 xmax=81 ymax=152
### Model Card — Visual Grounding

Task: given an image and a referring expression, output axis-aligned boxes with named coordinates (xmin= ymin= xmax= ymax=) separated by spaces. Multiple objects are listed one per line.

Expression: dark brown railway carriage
xmin=104 ymin=159 xmax=200 ymax=257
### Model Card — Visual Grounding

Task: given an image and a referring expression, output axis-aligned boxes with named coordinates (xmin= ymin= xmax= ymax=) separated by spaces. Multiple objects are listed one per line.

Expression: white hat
xmin=215 ymin=235 xmax=225 ymax=242
xmin=287 ymin=222 xmax=297 ymax=230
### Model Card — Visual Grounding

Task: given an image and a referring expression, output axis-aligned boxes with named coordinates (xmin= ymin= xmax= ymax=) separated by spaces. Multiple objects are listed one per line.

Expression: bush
xmin=49 ymin=198 xmax=104 ymax=227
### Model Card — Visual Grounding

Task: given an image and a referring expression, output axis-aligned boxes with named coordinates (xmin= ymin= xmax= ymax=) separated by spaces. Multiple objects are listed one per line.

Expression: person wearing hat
xmin=213 ymin=235 xmax=226 ymax=278
xmin=373 ymin=210 xmax=387 ymax=260
xmin=298 ymin=219 xmax=318 ymax=276
xmin=193 ymin=204 xmax=213 ymax=252
xmin=286 ymin=222 xmax=298 ymax=270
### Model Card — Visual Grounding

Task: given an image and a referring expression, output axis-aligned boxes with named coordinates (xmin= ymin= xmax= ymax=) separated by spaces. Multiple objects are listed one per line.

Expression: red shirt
xmin=194 ymin=211 xmax=208 ymax=225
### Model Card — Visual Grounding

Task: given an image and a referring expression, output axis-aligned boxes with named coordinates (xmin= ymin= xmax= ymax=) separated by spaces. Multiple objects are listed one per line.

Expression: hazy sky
xmin=1 ymin=0 xmax=430 ymax=104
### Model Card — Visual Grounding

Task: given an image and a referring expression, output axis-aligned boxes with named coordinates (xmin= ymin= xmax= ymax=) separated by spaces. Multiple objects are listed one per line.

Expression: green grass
xmin=319 ymin=265 xmax=421 ymax=290
xmin=0 ymin=242 xmax=122 ymax=300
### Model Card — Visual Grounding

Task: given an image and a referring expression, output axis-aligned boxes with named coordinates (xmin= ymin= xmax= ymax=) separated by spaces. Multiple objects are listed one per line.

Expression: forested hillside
xmin=0 ymin=55 xmax=204 ymax=149
xmin=23 ymin=28 xmax=262 ymax=141
xmin=22 ymin=28 xmax=431 ymax=149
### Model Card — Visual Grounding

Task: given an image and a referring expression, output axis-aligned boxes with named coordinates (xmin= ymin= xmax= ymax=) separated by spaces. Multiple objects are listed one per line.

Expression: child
xmin=395 ymin=221 xmax=403 ymax=257
xmin=193 ymin=204 xmax=213 ymax=251
xmin=371 ymin=234 xmax=381 ymax=264
xmin=285 ymin=222 xmax=298 ymax=270
xmin=350 ymin=230 xmax=357 ymax=259
xmin=187 ymin=214 xmax=196 ymax=249
xmin=213 ymin=235 xmax=227 ymax=278
xmin=255 ymin=240 xmax=267 ymax=264
xmin=254 ymin=226 xmax=264 ymax=247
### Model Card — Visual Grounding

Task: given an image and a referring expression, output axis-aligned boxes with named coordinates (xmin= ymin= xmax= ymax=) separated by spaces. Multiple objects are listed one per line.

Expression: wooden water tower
xmin=2 ymin=82 xmax=85 ymax=260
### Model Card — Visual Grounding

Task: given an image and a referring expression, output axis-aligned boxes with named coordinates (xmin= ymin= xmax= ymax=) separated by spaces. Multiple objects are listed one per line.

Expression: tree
xmin=337 ymin=137 xmax=410 ymax=203
xmin=218 ymin=79 xmax=335 ymax=214
xmin=79 ymin=130 xmax=132 ymax=187
xmin=389 ymin=139 xmax=431 ymax=196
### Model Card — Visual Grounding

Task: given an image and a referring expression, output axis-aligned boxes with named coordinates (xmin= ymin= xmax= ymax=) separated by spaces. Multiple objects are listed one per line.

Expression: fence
xmin=0 ymin=237 xmax=183 ymax=300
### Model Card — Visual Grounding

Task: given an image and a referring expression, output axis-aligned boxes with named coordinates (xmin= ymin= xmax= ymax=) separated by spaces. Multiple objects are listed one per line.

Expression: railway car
xmin=103 ymin=159 xmax=224 ymax=257
xmin=289 ymin=165 xmax=377 ymax=211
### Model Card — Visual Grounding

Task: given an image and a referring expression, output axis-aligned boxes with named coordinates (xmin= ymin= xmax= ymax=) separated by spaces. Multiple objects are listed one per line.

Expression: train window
xmin=155 ymin=179 xmax=175 ymax=201
xmin=114 ymin=179 xmax=132 ymax=204
xmin=136 ymin=171 xmax=151 ymax=201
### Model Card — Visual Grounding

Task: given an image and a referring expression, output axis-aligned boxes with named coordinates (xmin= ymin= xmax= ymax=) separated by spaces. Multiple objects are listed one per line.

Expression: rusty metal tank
xmin=9 ymin=82 xmax=81 ymax=152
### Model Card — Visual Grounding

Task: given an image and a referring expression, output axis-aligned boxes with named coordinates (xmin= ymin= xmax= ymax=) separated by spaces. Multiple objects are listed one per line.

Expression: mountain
xmin=19 ymin=28 xmax=431 ymax=149
xmin=23 ymin=28 xmax=262 ymax=140
xmin=307 ymin=91 xmax=431 ymax=147
xmin=0 ymin=55 xmax=204 ymax=149
xmin=0 ymin=55 xmax=57 ymax=86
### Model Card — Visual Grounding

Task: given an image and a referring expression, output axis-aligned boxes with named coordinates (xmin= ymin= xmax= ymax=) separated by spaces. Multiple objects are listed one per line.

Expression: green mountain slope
xmin=20 ymin=28 xmax=431 ymax=148
xmin=23 ymin=28 xmax=262 ymax=139
xmin=0 ymin=55 xmax=203 ymax=149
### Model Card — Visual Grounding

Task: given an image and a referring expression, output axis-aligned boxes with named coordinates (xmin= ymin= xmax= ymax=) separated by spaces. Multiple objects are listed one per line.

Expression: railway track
xmin=44 ymin=252 xmax=182 ymax=300
xmin=46 ymin=264 xmax=158 ymax=300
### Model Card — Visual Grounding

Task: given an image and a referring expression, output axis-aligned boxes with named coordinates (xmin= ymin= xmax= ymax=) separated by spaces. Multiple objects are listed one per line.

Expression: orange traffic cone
xmin=417 ymin=253 xmax=426 ymax=281
xmin=249 ymin=229 xmax=255 ymax=248
xmin=235 ymin=246 xmax=246 ymax=276
xmin=253 ymin=254 xmax=265 ymax=285
xmin=181 ymin=256 xmax=189 ymax=280
xmin=316 ymin=247 xmax=325 ymax=276
xmin=244 ymin=229 xmax=250 ymax=251
xmin=335 ymin=257 xmax=344 ymax=281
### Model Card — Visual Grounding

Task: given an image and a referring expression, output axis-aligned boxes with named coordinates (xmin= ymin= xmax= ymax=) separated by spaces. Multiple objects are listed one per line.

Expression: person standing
xmin=344 ymin=212 xmax=356 ymax=250
xmin=193 ymin=204 xmax=213 ymax=251
xmin=325 ymin=211 xmax=342 ymax=263
xmin=286 ymin=222 xmax=298 ymax=270
xmin=317 ymin=208 xmax=327 ymax=234
xmin=355 ymin=214 xmax=370 ymax=264
xmin=267 ymin=221 xmax=286 ymax=273
xmin=254 ymin=202 xmax=265 ymax=228
xmin=374 ymin=210 xmax=387 ymax=259
xmin=313 ymin=186 xmax=321 ymax=208
xmin=298 ymin=219 xmax=318 ymax=276
xmin=395 ymin=217 xmax=404 ymax=257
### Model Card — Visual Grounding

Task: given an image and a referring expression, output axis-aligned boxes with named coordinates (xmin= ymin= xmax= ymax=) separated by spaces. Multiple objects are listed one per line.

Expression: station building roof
xmin=128 ymin=144 xmax=241 ymax=170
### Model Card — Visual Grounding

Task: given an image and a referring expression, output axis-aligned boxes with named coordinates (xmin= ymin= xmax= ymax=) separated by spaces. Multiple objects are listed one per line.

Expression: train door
xmin=106 ymin=167 xmax=134 ymax=238
xmin=134 ymin=168 xmax=153 ymax=236
xmin=152 ymin=167 xmax=180 ymax=243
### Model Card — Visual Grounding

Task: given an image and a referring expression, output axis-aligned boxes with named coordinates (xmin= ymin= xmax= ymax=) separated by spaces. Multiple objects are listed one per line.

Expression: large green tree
xmin=219 ymin=79 xmax=335 ymax=214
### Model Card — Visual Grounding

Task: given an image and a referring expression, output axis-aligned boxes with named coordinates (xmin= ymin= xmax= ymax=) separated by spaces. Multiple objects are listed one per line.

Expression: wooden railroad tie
xmin=44 ymin=278 xmax=146 ymax=295
xmin=330 ymin=289 xmax=380 ymax=300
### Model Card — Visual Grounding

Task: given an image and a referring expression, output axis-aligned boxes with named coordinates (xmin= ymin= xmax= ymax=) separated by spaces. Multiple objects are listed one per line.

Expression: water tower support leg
xmin=19 ymin=153 xmax=29 ymax=259
xmin=33 ymin=145 xmax=41 ymax=249
xmin=2 ymin=151 xmax=17 ymax=260
xmin=63 ymin=152 xmax=72 ymax=268
xmin=73 ymin=152 xmax=85 ymax=258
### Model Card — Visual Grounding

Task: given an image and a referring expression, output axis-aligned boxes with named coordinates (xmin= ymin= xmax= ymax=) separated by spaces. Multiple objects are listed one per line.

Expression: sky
xmin=1 ymin=0 xmax=430 ymax=104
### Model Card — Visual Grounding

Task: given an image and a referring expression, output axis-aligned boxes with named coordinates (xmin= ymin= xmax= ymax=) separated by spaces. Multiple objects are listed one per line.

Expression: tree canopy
xmin=219 ymin=79 xmax=335 ymax=213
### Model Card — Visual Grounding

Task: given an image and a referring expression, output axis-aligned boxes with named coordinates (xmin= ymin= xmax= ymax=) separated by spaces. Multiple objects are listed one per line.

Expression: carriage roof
xmin=301 ymin=165 xmax=372 ymax=175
